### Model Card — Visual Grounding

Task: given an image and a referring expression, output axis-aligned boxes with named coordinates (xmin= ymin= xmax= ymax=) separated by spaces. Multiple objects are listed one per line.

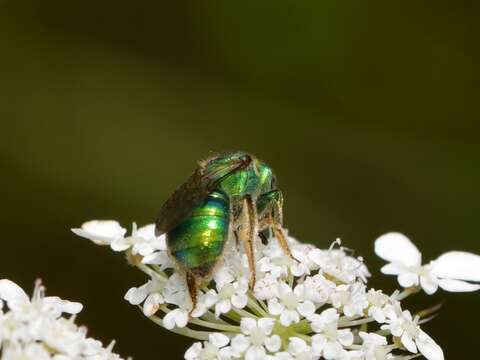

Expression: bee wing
xmin=155 ymin=155 xmax=250 ymax=236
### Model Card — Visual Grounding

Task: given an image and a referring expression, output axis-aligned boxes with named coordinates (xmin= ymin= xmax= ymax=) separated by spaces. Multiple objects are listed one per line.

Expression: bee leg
xmin=238 ymin=195 xmax=258 ymax=289
xmin=186 ymin=272 xmax=198 ymax=317
xmin=272 ymin=224 xmax=293 ymax=259
xmin=257 ymin=190 xmax=293 ymax=259
xmin=233 ymin=230 xmax=241 ymax=251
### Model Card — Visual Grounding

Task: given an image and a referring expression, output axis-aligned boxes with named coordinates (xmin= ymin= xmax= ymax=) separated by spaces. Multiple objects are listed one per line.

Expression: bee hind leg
xmin=186 ymin=272 xmax=198 ymax=317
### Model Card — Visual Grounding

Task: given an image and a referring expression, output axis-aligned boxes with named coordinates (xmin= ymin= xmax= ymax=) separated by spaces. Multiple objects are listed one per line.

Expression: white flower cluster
xmin=73 ymin=221 xmax=480 ymax=360
xmin=0 ymin=279 xmax=126 ymax=360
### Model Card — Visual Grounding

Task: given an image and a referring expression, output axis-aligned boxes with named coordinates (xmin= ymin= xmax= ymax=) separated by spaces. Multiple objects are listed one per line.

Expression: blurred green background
xmin=1 ymin=1 xmax=478 ymax=358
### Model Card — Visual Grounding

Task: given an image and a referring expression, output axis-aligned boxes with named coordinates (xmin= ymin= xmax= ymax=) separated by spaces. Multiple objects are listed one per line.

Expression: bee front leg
xmin=257 ymin=190 xmax=293 ymax=259
xmin=238 ymin=195 xmax=258 ymax=289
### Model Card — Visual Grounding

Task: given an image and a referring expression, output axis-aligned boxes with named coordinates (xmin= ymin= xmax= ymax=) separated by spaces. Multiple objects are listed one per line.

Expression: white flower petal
xmin=258 ymin=318 xmax=275 ymax=334
xmin=240 ymin=317 xmax=257 ymax=335
xmin=380 ymin=263 xmax=405 ymax=275
xmin=437 ymin=278 xmax=480 ymax=292
xmin=416 ymin=330 xmax=444 ymax=360
xmin=398 ymin=272 xmax=419 ymax=288
xmin=280 ymin=309 xmax=299 ymax=326
xmin=0 ymin=279 xmax=29 ymax=305
xmin=143 ymin=293 xmax=163 ymax=316
xmin=338 ymin=329 xmax=354 ymax=346
xmin=162 ymin=310 xmax=177 ymax=329
xmin=231 ymin=293 xmax=248 ymax=309
xmin=320 ymin=308 xmax=339 ymax=323
xmin=71 ymin=220 xmax=126 ymax=245
xmin=110 ymin=237 xmax=131 ymax=252
xmin=401 ymin=333 xmax=417 ymax=353
xmin=245 ymin=346 xmax=266 ymax=360
xmin=370 ymin=307 xmax=386 ymax=323
xmin=210 ymin=332 xmax=230 ymax=348
xmin=323 ymin=341 xmax=343 ymax=360
xmin=375 ymin=232 xmax=421 ymax=267
xmin=231 ymin=334 xmax=250 ymax=353
xmin=265 ymin=335 xmax=281 ymax=352
xmin=267 ymin=298 xmax=284 ymax=315
xmin=215 ymin=299 xmax=232 ymax=316
xmin=420 ymin=274 xmax=439 ymax=295
xmin=185 ymin=343 xmax=202 ymax=360
xmin=311 ymin=334 xmax=326 ymax=354
xmin=136 ymin=224 xmax=156 ymax=240
xmin=124 ymin=283 xmax=150 ymax=305
xmin=432 ymin=251 xmax=480 ymax=282
xmin=297 ymin=300 xmax=315 ymax=318
xmin=61 ymin=300 xmax=83 ymax=314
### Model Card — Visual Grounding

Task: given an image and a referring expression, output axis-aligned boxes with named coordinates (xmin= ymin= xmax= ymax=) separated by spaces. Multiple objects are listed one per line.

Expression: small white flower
xmin=330 ymin=283 xmax=368 ymax=318
xmin=0 ymin=279 xmax=126 ymax=360
xmin=381 ymin=303 xmax=443 ymax=360
xmin=301 ymin=274 xmax=336 ymax=305
xmin=231 ymin=318 xmax=281 ymax=359
xmin=358 ymin=332 xmax=392 ymax=360
xmin=71 ymin=220 xmax=126 ymax=246
xmin=205 ymin=278 xmax=249 ymax=317
xmin=111 ymin=223 xmax=166 ymax=256
xmin=290 ymin=243 xmax=320 ymax=277
xmin=267 ymin=282 xmax=315 ymax=326
xmin=124 ymin=278 xmax=165 ymax=316
xmin=185 ymin=333 xmax=233 ymax=360
xmin=163 ymin=308 xmax=189 ymax=330
xmin=309 ymin=247 xmax=370 ymax=284
xmin=375 ymin=232 xmax=480 ymax=294
xmin=254 ymin=273 xmax=280 ymax=300
xmin=258 ymin=240 xmax=295 ymax=279
xmin=282 ymin=337 xmax=319 ymax=360
xmin=310 ymin=308 xmax=353 ymax=360
xmin=365 ymin=289 xmax=391 ymax=323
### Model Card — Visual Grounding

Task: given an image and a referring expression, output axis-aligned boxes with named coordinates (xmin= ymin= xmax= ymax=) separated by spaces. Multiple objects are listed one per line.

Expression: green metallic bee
xmin=155 ymin=152 xmax=292 ymax=311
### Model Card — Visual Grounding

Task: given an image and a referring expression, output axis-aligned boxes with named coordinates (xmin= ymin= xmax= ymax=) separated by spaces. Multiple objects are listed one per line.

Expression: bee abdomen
xmin=167 ymin=190 xmax=229 ymax=277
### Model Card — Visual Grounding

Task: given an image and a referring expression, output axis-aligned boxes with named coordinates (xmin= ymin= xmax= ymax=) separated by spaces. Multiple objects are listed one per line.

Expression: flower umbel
xmin=73 ymin=221 xmax=480 ymax=360
xmin=0 ymin=279 xmax=126 ymax=360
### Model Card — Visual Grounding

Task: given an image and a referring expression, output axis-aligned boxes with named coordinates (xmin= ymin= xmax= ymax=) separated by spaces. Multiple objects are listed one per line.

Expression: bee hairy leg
xmin=257 ymin=189 xmax=293 ymax=259
xmin=238 ymin=195 xmax=258 ymax=290
xmin=186 ymin=272 xmax=198 ymax=317
xmin=272 ymin=225 xmax=293 ymax=259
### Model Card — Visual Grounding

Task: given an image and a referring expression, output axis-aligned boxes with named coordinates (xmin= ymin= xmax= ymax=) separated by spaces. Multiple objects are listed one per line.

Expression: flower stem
xmin=149 ymin=316 xmax=210 ymax=340
xmin=189 ymin=317 xmax=241 ymax=333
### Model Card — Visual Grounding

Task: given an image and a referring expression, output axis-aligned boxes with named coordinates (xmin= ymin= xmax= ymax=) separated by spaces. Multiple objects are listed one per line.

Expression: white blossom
xmin=72 ymin=220 xmax=478 ymax=360
xmin=71 ymin=220 xmax=126 ymax=246
xmin=375 ymin=232 xmax=480 ymax=294
xmin=124 ymin=278 xmax=165 ymax=316
xmin=330 ymin=283 xmax=368 ymax=317
xmin=0 ymin=279 xmax=126 ymax=360
xmin=185 ymin=333 xmax=233 ymax=360
xmin=381 ymin=303 xmax=444 ymax=360
xmin=111 ymin=223 xmax=166 ymax=256
xmin=358 ymin=332 xmax=392 ymax=360
xmin=267 ymin=282 xmax=315 ymax=326
xmin=230 ymin=318 xmax=281 ymax=359
xmin=205 ymin=277 xmax=249 ymax=317
xmin=310 ymin=308 xmax=354 ymax=359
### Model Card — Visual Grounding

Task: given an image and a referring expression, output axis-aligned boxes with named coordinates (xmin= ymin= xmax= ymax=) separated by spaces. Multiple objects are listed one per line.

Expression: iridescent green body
xmin=168 ymin=190 xmax=229 ymax=277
